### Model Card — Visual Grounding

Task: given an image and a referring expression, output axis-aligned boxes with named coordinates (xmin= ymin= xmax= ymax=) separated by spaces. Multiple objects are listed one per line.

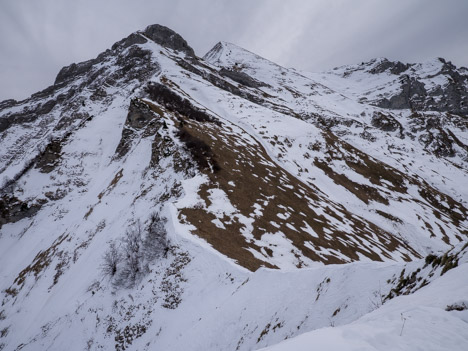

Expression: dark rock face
xmin=219 ymin=68 xmax=265 ymax=88
xmin=370 ymin=59 xmax=410 ymax=75
xmin=376 ymin=61 xmax=468 ymax=115
xmin=111 ymin=24 xmax=195 ymax=57
xmin=114 ymin=126 xmax=137 ymax=160
xmin=145 ymin=82 xmax=219 ymax=124
xmin=0 ymin=115 xmax=14 ymax=133
xmin=371 ymin=112 xmax=404 ymax=136
xmin=0 ymin=99 xmax=17 ymax=110
xmin=114 ymin=46 xmax=158 ymax=83
xmin=143 ymin=24 xmax=195 ymax=57
xmin=423 ymin=129 xmax=456 ymax=157
xmin=55 ymin=45 xmax=158 ymax=88
xmin=55 ymin=59 xmax=96 ymax=85
xmin=90 ymin=87 xmax=107 ymax=101
xmin=436 ymin=61 xmax=468 ymax=115
xmin=0 ymin=97 xmax=59 ymax=133
xmin=126 ymin=99 xmax=157 ymax=130
xmin=115 ymin=98 xmax=165 ymax=159
xmin=407 ymin=112 xmax=468 ymax=158
xmin=378 ymin=75 xmax=427 ymax=110
xmin=174 ymin=57 xmax=267 ymax=108
xmin=111 ymin=32 xmax=148 ymax=51
xmin=35 ymin=138 xmax=64 ymax=173
xmin=0 ymin=195 xmax=43 ymax=229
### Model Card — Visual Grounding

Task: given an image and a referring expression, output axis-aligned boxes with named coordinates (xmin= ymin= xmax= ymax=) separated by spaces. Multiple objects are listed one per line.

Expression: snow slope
xmin=262 ymin=244 xmax=468 ymax=351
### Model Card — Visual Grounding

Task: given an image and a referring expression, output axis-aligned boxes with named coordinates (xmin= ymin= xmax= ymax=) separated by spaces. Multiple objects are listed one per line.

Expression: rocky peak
xmin=54 ymin=58 xmax=97 ymax=85
xmin=369 ymin=58 xmax=410 ymax=75
xmin=203 ymin=41 xmax=224 ymax=64
xmin=142 ymin=24 xmax=195 ymax=57
xmin=203 ymin=41 xmax=265 ymax=67
xmin=54 ymin=24 xmax=193 ymax=86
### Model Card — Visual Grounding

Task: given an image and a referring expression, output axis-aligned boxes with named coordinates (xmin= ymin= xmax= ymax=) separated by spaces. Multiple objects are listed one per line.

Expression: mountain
xmin=0 ymin=24 xmax=467 ymax=350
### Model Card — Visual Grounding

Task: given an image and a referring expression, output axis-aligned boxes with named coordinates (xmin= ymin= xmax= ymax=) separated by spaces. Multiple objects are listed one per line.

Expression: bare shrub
xmin=116 ymin=221 xmax=145 ymax=288
xmin=102 ymin=215 xmax=170 ymax=289
xmin=100 ymin=241 xmax=121 ymax=279
xmin=144 ymin=213 xmax=169 ymax=261
xmin=446 ymin=302 xmax=467 ymax=311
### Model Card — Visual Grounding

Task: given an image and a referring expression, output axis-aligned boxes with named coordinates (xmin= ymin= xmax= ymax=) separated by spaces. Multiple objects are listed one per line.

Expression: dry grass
xmin=8 ymin=233 xmax=69 ymax=293
xmin=140 ymin=80 xmax=468 ymax=271
xmin=142 ymin=95 xmax=418 ymax=271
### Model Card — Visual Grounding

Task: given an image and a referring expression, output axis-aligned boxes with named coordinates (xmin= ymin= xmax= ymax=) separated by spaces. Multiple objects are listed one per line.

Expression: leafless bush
xmin=116 ymin=221 xmax=146 ymax=288
xmin=100 ymin=241 xmax=121 ymax=279
xmin=144 ymin=212 xmax=169 ymax=261
xmin=446 ymin=302 xmax=467 ymax=311
xmin=105 ymin=215 xmax=170 ymax=288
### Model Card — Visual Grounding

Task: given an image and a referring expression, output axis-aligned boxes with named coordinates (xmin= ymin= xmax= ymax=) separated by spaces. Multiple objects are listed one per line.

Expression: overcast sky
xmin=1 ymin=0 xmax=467 ymax=101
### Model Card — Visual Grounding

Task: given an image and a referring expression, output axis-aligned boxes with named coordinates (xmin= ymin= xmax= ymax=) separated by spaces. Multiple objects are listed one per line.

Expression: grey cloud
xmin=1 ymin=0 xmax=467 ymax=101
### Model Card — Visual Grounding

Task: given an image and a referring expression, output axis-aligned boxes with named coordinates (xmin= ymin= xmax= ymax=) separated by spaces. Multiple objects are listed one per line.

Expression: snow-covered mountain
xmin=0 ymin=24 xmax=467 ymax=350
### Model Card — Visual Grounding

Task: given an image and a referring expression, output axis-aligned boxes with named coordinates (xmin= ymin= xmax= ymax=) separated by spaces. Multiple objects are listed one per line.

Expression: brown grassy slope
xmin=314 ymin=132 xmax=468 ymax=244
xmin=143 ymin=98 xmax=419 ymax=271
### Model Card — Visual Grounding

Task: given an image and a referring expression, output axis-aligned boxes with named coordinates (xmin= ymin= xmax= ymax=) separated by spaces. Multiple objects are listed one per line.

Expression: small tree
xmin=117 ymin=221 xmax=146 ymax=288
xmin=101 ymin=215 xmax=170 ymax=289
xmin=144 ymin=213 xmax=169 ymax=261
xmin=100 ymin=241 xmax=121 ymax=279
